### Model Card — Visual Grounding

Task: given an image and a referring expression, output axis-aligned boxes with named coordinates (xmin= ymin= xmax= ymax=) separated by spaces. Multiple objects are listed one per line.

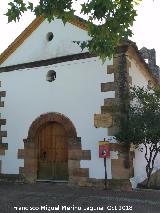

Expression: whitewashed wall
xmin=128 ymin=57 xmax=160 ymax=188
xmin=0 ymin=19 xmax=90 ymax=67
xmin=0 ymin=57 xmax=115 ymax=179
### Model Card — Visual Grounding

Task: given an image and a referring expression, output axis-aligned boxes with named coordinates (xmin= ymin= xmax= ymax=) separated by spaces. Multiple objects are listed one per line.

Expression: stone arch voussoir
xmin=28 ymin=112 xmax=77 ymax=139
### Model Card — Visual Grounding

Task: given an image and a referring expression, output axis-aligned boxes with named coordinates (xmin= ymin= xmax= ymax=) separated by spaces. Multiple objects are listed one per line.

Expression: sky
xmin=0 ymin=0 xmax=160 ymax=65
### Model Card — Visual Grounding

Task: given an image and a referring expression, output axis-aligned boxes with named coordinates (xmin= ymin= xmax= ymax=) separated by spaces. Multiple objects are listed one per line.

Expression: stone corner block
xmin=72 ymin=168 xmax=89 ymax=177
xmin=101 ymin=82 xmax=115 ymax=92
xmin=17 ymin=149 xmax=25 ymax=159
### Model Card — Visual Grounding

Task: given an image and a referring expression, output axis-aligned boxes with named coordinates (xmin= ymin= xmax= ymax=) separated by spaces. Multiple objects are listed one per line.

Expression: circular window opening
xmin=47 ymin=32 xmax=54 ymax=41
xmin=46 ymin=70 xmax=56 ymax=82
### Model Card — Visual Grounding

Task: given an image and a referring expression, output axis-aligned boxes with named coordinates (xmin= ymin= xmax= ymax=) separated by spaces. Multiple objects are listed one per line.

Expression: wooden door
xmin=37 ymin=122 xmax=68 ymax=180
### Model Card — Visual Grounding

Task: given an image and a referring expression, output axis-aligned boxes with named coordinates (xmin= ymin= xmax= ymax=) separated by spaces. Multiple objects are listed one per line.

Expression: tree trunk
xmin=146 ymin=167 xmax=153 ymax=188
xmin=145 ymin=149 xmax=158 ymax=188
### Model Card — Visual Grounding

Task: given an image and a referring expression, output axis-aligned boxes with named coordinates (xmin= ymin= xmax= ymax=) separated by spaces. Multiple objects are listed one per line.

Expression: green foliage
xmin=117 ymin=86 xmax=160 ymax=147
xmin=6 ymin=0 xmax=27 ymax=22
xmin=116 ymin=86 xmax=160 ymax=187
xmin=5 ymin=0 xmax=142 ymax=60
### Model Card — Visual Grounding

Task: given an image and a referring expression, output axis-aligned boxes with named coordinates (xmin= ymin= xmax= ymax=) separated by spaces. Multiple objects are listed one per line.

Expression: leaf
xmin=27 ymin=2 xmax=34 ymax=11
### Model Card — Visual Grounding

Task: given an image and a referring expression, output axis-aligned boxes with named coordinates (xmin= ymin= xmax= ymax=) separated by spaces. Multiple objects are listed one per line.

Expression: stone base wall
xmin=0 ymin=174 xmax=24 ymax=183
xmin=0 ymin=173 xmax=132 ymax=191
xmin=69 ymin=177 xmax=132 ymax=191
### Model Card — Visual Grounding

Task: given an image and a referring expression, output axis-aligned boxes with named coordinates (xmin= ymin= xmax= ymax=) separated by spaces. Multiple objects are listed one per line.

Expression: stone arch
xmin=18 ymin=112 xmax=91 ymax=183
xmin=28 ymin=112 xmax=77 ymax=139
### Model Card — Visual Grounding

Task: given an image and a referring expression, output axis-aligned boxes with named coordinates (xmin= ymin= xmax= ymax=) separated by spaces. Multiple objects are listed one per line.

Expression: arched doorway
xmin=36 ymin=122 xmax=68 ymax=180
xmin=19 ymin=112 xmax=91 ymax=183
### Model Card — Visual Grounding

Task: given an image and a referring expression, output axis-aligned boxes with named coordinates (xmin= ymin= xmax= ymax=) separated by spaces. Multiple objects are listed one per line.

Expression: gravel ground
xmin=0 ymin=182 xmax=160 ymax=213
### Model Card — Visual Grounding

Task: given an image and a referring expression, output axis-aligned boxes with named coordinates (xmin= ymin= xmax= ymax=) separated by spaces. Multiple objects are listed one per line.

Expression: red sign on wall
xmin=99 ymin=144 xmax=110 ymax=158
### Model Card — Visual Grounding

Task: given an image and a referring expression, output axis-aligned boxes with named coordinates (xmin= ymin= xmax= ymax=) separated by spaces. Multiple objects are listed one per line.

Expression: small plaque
xmin=94 ymin=113 xmax=112 ymax=128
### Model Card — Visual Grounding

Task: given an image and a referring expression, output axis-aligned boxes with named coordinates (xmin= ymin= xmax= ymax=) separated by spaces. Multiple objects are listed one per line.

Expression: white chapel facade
xmin=0 ymin=16 xmax=160 ymax=189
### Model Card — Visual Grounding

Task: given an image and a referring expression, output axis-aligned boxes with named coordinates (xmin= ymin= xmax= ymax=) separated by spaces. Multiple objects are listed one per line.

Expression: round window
xmin=46 ymin=70 xmax=56 ymax=82
xmin=47 ymin=32 xmax=54 ymax=41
